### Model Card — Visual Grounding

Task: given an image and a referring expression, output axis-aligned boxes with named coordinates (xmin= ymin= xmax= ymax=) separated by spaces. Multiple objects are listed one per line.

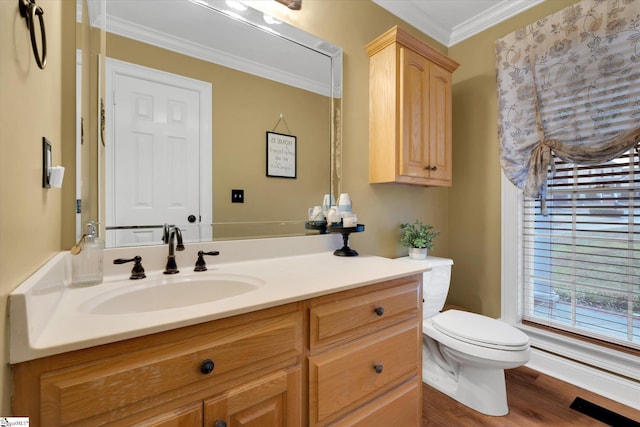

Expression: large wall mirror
xmin=77 ymin=0 xmax=342 ymax=247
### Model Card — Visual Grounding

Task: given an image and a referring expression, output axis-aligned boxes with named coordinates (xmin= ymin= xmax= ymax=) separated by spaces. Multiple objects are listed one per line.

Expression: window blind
xmin=523 ymin=148 xmax=639 ymax=349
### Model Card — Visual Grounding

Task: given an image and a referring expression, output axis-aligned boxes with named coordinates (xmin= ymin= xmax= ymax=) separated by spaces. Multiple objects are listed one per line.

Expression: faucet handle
xmin=194 ymin=250 xmax=220 ymax=272
xmin=113 ymin=256 xmax=146 ymax=280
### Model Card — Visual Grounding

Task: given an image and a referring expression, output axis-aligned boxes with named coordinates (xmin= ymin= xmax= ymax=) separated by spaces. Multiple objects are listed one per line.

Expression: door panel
xmin=399 ymin=47 xmax=429 ymax=179
xmin=113 ymin=74 xmax=200 ymax=246
xmin=204 ymin=368 xmax=302 ymax=427
xmin=105 ymin=59 xmax=212 ymax=247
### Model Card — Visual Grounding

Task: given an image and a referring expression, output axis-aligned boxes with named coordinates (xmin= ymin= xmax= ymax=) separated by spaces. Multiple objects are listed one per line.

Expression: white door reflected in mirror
xmin=105 ymin=58 xmax=212 ymax=247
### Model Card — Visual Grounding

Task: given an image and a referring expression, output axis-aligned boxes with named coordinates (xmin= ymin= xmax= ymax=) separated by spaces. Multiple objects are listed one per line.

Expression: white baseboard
xmin=526 ymin=348 xmax=640 ymax=411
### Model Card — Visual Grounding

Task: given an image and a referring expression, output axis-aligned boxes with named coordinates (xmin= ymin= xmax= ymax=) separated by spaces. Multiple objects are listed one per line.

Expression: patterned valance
xmin=496 ymin=0 xmax=640 ymax=203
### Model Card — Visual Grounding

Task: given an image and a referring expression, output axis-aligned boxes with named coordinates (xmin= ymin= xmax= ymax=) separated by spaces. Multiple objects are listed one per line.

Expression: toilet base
xmin=422 ymin=351 xmax=509 ymax=416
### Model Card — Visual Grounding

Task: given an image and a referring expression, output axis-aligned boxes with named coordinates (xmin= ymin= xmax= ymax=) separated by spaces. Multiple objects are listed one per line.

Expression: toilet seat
xmin=432 ymin=310 xmax=529 ymax=351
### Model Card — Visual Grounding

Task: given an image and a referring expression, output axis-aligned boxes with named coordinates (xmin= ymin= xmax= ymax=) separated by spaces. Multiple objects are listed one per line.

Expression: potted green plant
xmin=400 ymin=220 xmax=440 ymax=259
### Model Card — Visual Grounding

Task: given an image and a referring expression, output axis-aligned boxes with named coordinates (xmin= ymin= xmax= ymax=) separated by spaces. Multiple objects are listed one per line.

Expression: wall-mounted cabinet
xmin=366 ymin=26 xmax=459 ymax=186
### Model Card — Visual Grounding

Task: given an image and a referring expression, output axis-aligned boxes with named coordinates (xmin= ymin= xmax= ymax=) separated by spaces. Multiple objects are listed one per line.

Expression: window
xmin=497 ymin=0 xmax=640 ymax=402
xmin=522 ymin=148 xmax=639 ymax=350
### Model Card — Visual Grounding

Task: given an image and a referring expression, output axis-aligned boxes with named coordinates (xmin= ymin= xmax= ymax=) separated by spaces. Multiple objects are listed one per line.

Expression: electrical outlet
xmin=231 ymin=189 xmax=244 ymax=203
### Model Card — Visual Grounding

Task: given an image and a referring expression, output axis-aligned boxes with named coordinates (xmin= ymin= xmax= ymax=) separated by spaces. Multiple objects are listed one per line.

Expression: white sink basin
xmin=79 ymin=274 xmax=263 ymax=315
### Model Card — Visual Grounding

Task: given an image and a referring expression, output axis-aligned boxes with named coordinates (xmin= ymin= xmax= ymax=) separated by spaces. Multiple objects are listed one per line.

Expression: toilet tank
xmin=395 ymin=256 xmax=453 ymax=318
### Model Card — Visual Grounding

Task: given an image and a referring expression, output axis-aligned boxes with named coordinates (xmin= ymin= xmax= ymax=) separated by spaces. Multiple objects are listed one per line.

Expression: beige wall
xmin=0 ymin=0 xmax=581 ymax=414
xmin=0 ymin=0 xmax=75 ymax=412
xmin=262 ymin=0 xmax=453 ymax=260
xmin=446 ymin=0 xmax=579 ymax=317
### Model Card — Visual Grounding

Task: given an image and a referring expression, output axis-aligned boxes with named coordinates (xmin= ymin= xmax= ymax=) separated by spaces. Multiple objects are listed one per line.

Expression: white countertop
xmin=9 ymin=235 xmax=430 ymax=363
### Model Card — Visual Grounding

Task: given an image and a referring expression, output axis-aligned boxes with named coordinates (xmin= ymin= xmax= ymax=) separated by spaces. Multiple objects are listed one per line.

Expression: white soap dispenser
xmin=71 ymin=221 xmax=104 ymax=287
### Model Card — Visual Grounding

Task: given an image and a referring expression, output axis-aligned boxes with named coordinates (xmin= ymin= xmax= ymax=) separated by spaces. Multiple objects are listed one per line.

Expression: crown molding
xmin=450 ymin=0 xmax=544 ymax=45
xmin=106 ymin=15 xmax=331 ymax=96
xmin=372 ymin=0 xmax=544 ymax=47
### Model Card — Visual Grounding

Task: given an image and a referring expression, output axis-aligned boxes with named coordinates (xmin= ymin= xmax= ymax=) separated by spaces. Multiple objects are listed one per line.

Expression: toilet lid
xmin=432 ymin=310 xmax=529 ymax=350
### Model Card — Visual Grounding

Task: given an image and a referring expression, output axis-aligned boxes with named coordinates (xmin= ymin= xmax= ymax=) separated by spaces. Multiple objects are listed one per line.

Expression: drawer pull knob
xmin=373 ymin=363 xmax=384 ymax=374
xmin=374 ymin=306 xmax=385 ymax=316
xmin=200 ymin=359 xmax=215 ymax=375
xmin=214 ymin=421 xmax=227 ymax=427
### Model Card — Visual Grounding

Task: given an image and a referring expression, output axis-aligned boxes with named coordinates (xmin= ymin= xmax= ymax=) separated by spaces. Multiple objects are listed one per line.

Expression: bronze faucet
xmin=113 ymin=256 xmax=146 ymax=280
xmin=162 ymin=224 xmax=185 ymax=274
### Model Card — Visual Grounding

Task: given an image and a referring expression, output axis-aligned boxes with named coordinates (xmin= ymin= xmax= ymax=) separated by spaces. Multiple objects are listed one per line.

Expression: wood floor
xmin=422 ymin=366 xmax=640 ymax=426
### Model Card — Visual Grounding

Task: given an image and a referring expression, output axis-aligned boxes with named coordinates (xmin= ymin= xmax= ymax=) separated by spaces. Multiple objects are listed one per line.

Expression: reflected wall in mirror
xmin=81 ymin=0 xmax=342 ymax=247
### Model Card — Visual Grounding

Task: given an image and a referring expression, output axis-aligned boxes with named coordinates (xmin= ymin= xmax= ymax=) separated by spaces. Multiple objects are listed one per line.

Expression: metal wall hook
xmin=271 ymin=113 xmax=291 ymax=134
xmin=18 ymin=0 xmax=47 ymax=70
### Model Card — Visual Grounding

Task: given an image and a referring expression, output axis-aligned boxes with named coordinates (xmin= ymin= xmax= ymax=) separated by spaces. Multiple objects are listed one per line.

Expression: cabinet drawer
xmin=335 ymin=377 xmax=421 ymax=427
xmin=308 ymin=320 xmax=420 ymax=426
xmin=309 ymin=277 xmax=420 ymax=350
xmin=40 ymin=311 xmax=302 ymax=426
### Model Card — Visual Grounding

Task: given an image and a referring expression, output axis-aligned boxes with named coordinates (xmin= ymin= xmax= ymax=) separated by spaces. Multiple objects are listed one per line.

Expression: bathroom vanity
xmin=10 ymin=235 xmax=426 ymax=426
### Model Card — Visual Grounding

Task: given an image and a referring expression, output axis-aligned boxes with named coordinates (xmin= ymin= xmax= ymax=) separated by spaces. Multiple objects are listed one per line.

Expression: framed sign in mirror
xmin=266 ymin=131 xmax=297 ymax=179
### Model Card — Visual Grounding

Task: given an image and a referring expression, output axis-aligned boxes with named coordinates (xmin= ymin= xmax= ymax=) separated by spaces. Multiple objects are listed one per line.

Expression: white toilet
xmin=402 ymin=256 xmax=530 ymax=416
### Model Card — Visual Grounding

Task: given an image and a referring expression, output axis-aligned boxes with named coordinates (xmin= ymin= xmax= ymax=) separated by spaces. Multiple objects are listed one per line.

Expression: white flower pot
xmin=409 ymin=247 xmax=427 ymax=260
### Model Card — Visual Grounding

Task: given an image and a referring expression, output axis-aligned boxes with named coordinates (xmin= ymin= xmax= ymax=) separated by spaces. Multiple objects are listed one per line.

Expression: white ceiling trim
xmin=106 ymin=15 xmax=331 ymax=96
xmin=372 ymin=1 xmax=450 ymax=46
xmin=372 ymin=0 xmax=545 ymax=47
xmin=450 ymin=0 xmax=544 ymax=45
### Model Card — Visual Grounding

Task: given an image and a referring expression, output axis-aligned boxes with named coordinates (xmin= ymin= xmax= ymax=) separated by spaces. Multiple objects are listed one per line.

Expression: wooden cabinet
xmin=12 ymin=303 xmax=303 ymax=426
xmin=366 ymin=26 xmax=459 ymax=186
xmin=307 ymin=276 xmax=423 ymax=426
xmin=12 ymin=276 xmax=422 ymax=426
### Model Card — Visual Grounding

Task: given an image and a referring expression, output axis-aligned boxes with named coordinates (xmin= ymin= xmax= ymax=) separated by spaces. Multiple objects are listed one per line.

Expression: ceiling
xmin=371 ymin=0 xmax=544 ymax=47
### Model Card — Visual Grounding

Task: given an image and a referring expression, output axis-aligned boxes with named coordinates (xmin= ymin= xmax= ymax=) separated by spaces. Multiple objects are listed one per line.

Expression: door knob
xmin=188 ymin=214 xmax=197 ymax=223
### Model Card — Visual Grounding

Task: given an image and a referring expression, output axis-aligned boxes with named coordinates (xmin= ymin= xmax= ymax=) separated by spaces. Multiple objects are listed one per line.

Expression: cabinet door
xmin=428 ymin=61 xmax=453 ymax=185
xmin=399 ymin=46 xmax=430 ymax=181
xmin=204 ymin=367 xmax=302 ymax=427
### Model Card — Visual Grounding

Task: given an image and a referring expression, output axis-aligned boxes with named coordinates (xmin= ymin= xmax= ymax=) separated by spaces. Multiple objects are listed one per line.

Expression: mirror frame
xmin=80 ymin=0 xmax=343 ymax=244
